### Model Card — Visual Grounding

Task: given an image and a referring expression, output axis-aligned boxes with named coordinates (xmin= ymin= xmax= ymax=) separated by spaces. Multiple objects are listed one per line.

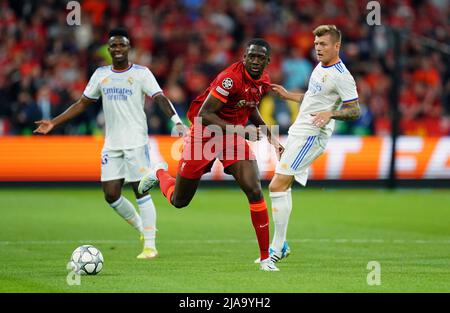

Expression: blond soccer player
xmin=258 ymin=25 xmax=361 ymax=263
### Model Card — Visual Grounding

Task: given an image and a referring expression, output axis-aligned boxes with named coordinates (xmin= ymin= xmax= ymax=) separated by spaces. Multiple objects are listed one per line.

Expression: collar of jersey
xmin=321 ymin=60 xmax=342 ymax=68
xmin=111 ymin=64 xmax=133 ymax=73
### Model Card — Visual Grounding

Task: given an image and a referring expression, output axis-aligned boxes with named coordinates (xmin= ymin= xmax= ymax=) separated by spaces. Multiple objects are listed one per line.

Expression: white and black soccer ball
xmin=69 ymin=245 xmax=104 ymax=275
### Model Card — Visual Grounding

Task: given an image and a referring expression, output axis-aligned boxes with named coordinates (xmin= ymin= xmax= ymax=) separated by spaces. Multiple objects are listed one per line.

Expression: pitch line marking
xmin=0 ymin=239 xmax=449 ymax=245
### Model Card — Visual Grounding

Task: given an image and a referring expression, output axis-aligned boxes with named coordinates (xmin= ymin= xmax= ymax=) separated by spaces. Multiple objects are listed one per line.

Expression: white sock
xmin=110 ymin=196 xmax=143 ymax=233
xmin=287 ymin=188 xmax=292 ymax=212
xmin=286 ymin=188 xmax=293 ymax=242
xmin=269 ymin=191 xmax=292 ymax=252
xmin=137 ymin=195 xmax=157 ymax=249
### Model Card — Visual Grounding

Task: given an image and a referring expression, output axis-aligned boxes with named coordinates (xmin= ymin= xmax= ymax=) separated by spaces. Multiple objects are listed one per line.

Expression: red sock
xmin=249 ymin=199 xmax=270 ymax=261
xmin=156 ymin=169 xmax=175 ymax=205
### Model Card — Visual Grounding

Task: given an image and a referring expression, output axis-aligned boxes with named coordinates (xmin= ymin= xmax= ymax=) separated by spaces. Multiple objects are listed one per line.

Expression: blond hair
xmin=313 ymin=25 xmax=342 ymax=43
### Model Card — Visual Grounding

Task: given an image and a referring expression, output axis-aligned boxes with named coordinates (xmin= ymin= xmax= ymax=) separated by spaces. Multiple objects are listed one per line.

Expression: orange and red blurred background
xmin=0 ymin=0 xmax=448 ymax=181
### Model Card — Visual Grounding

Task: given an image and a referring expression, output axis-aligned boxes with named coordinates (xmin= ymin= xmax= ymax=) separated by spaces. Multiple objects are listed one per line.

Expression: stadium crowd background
xmin=0 ymin=0 xmax=448 ymax=136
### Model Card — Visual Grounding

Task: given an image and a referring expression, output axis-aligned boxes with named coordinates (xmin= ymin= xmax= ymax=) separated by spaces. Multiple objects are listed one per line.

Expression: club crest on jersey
xmin=322 ymin=74 xmax=328 ymax=83
xmin=101 ymin=77 xmax=109 ymax=85
xmin=127 ymin=77 xmax=134 ymax=85
xmin=222 ymin=78 xmax=233 ymax=90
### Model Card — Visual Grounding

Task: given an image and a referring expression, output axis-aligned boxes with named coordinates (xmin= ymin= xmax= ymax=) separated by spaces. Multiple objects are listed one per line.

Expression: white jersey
xmin=288 ymin=60 xmax=358 ymax=138
xmin=83 ymin=64 xmax=163 ymax=150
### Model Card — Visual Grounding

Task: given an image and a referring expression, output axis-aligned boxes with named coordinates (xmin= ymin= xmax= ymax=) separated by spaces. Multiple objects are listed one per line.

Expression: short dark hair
xmin=246 ymin=38 xmax=271 ymax=55
xmin=109 ymin=27 xmax=129 ymax=39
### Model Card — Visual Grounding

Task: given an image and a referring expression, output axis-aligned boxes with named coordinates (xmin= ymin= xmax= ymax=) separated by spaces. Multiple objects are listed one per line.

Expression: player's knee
xmin=104 ymin=192 xmax=121 ymax=204
xmin=269 ymin=179 xmax=289 ymax=193
xmin=133 ymin=189 xmax=145 ymax=198
xmin=245 ymin=187 xmax=263 ymax=202
xmin=173 ymin=202 xmax=187 ymax=209
xmin=172 ymin=199 xmax=189 ymax=209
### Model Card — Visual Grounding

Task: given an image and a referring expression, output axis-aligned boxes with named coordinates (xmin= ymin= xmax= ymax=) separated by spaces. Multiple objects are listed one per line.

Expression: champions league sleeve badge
xmin=222 ymin=78 xmax=233 ymax=90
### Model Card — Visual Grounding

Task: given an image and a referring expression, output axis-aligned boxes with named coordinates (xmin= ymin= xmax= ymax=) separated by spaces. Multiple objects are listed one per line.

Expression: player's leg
xmin=102 ymin=179 xmax=143 ymax=234
xmin=140 ymin=136 xmax=213 ymax=208
xmin=154 ymin=162 xmax=202 ymax=208
xmin=129 ymin=182 xmax=159 ymax=258
xmin=101 ymin=149 xmax=144 ymax=234
xmin=139 ymin=161 xmax=202 ymax=208
xmin=226 ymin=160 xmax=278 ymax=271
xmin=171 ymin=174 xmax=201 ymax=208
xmin=268 ymin=173 xmax=294 ymax=259
xmin=125 ymin=144 xmax=160 ymax=258
xmin=269 ymin=135 xmax=327 ymax=261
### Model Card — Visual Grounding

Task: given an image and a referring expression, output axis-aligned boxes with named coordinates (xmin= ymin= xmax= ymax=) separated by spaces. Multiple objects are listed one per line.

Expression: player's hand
xmin=275 ymin=143 xmax=285 ymax=160
xmin=174 ymin=123 xmax=188 ymax=137
xmin=235 ymin=100 xmax=258 ymax=109
xmin=246 ymin=126 xmax=262 ymax=141
xmin=268 ymin=137 xmax=285 ymax=160
xmin=236 ymin=125 xmax=261 ymax=141
xmin=311 ymin=112 xmax=332 ymax=128
xmin=270 ymin=84 xmax=289 ymax=100
xmin=274 ymin=141 xmax=285 ymax=160
xmin=33 ymin=120 xmax=54 ymax=134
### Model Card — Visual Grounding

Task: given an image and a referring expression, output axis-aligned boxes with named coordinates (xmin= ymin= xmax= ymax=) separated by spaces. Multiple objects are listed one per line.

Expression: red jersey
xmin=187 ymin=61 xmax=271 ymax=126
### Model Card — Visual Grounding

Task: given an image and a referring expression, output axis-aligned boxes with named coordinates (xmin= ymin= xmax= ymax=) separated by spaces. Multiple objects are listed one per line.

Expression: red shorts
xmin=177 ymin=125 xmax=256 ymax=179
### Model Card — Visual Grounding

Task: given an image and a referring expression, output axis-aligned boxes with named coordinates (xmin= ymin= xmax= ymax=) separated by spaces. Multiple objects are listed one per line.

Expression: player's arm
xmin=198 ymin=93 xmax=261 ymax=141
xmin=153 ymin=93 xmax=178 ymax=118
xmin=152 ymin=93 xmax=186 ymax=136
xmin=33 ymin=96 xmax=95 ymax=134
xmin=311 ymin=72 xmax=360 ymax=128
xmin=270 ymin=84 xmax=304 ymax=103
xmin=330 ymin=99 xmax=361 ymax=121
xmin=198 ymin=93 xmax=230 ymax=130
xmin=311 ymin=99 xmax=361 ymax=128
xmin=249 ymin=108 xmax=285 ymax=159
xmin=143 ymin=67 xmax=186 ymax=136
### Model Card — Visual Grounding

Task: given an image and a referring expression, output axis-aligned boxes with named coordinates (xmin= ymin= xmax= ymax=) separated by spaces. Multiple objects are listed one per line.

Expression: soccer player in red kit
xmin=139 ymin=39 xmax=284 ymax=271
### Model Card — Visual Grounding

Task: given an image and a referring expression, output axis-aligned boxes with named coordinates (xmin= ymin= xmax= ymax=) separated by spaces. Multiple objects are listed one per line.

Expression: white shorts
xmin=275 ymin=134 xmax=328 ymax=186
xmin=101 ymin=144 xmax=151 ymax=183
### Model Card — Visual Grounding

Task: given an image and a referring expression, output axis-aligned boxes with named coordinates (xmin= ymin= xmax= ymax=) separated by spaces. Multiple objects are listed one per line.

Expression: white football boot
xmin=136 ymin=247 xmax=158 ymax=259
xmin=138 ymin=162 xmax=168 ymax=194
xmin=260 ymin=258 xmax=280 ymax=271
xmin=254 ymin=241 xmax=291 ymax=263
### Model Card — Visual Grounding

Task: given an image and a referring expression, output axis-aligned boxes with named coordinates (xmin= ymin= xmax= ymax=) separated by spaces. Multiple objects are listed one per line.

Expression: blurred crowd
xmin=0 ymin=0 xmax=449 ymax=136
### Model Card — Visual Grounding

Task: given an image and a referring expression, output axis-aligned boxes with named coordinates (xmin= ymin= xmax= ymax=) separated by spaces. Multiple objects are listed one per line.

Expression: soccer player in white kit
xmin=34 ymin=28 xmax=185 ymax=259
xmin=263 ymin=25 xmax=361 ymax=263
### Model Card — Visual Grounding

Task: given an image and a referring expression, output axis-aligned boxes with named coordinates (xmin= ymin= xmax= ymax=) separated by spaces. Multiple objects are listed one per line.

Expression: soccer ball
xmin=69 ymin=245 xmax=104 ymax=275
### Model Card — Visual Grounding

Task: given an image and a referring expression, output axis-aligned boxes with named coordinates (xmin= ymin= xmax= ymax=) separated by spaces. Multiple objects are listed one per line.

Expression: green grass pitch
xmin=0 ymin=186 xmax=449 ymax=292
